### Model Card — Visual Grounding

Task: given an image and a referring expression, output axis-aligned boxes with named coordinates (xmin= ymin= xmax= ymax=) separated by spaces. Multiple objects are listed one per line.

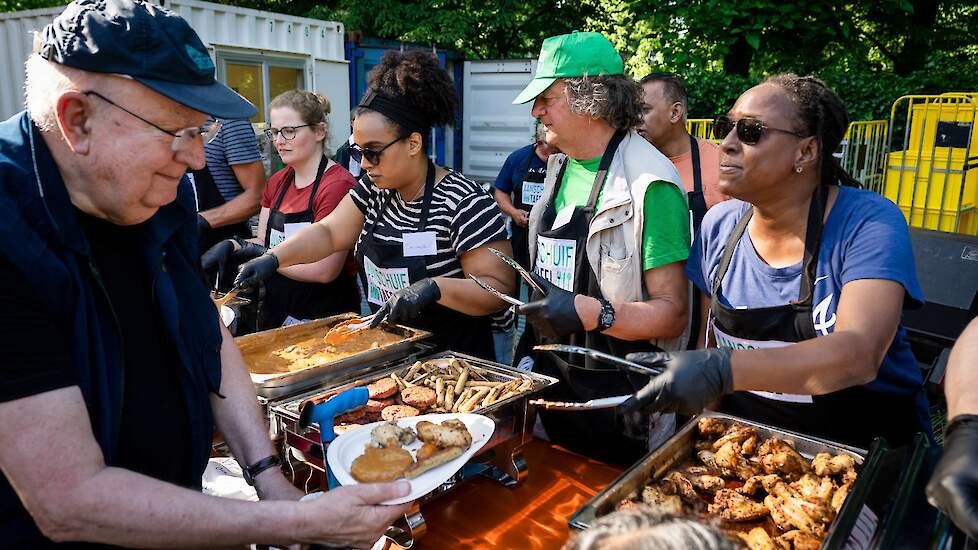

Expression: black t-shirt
xmin=0 ymin=210 xmax=193 ymax=487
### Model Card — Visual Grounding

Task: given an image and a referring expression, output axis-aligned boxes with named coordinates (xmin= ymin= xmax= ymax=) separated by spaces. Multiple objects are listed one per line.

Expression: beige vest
xmin=528 ymin=130 xmax=692 ymax=351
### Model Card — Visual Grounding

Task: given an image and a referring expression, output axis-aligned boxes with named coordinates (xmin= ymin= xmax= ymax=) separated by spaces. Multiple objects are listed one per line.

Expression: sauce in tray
xmin=248 ymin=328 xmax=407 ymax=374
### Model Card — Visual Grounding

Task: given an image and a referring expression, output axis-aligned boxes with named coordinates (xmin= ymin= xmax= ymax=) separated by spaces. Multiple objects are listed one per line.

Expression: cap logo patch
xmin=185 ymin=44 xmax=214 ymax=72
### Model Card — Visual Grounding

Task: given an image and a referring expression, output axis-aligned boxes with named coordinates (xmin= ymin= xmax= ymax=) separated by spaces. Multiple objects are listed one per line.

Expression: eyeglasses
xmin=264 ymin=125 xmax=313 ymax=141
xmin=350 ymin=135 xmax=406 ymax=165
xmin=83 ymin=91 xmax=221 ymax=150
xmin=713 ymin=115 xmax=809 ymax=145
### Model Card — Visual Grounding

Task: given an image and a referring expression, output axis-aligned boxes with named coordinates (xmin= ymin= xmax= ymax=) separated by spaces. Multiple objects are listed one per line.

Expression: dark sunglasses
xmin=713 ymin=115 xmax=809 ymax=145
xmin=350 ymin=135 xmax=406 ymax=165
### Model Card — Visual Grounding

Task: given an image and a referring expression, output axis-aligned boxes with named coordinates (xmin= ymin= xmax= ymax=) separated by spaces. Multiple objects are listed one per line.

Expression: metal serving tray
xmin=235 ymin=312 xmax=431 ymax=399
xmin=270 ymin=351 xmax=558 ymax=485
xmin=569 ymin=411 xmax=889 ymax=549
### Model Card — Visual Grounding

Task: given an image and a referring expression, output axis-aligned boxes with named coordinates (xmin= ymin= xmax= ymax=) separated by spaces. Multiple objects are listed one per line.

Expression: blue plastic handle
xmin=305 ymin=387 xmax=369 ymax=444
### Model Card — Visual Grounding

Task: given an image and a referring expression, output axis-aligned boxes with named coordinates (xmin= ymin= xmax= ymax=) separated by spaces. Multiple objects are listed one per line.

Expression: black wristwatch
xmin=243 ymin=454 xmax=282 ymax=486
xmin=596 ymin=298 xmax=615 ymax=332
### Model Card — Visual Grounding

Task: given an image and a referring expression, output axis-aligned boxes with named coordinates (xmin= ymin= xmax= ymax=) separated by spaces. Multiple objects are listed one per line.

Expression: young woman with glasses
xmin=234 ymin=51 xmax=514 ymax=360
xmin=622 ymin=74 xmax=930 ymax=449
xmin=202 ymin=89 xmax=359 ymax=329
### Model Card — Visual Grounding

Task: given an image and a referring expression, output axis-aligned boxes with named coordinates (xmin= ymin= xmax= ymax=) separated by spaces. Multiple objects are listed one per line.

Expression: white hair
xmin=24 ymin=53 xmax=95 ymax=132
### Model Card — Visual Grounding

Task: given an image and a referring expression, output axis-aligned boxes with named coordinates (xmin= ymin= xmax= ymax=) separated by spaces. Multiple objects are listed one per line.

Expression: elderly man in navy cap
xmin=0 ymin=0 xmax=409 ymax=547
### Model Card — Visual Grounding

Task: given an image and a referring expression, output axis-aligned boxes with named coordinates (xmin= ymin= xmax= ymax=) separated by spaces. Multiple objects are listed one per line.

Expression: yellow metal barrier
xmin=686 ymin=118 xmax=715 ymax=141
xmin=883 ymin=93 xmax=978 ymax=235
xmin=839 ymin=120 xmax=888 ymax=192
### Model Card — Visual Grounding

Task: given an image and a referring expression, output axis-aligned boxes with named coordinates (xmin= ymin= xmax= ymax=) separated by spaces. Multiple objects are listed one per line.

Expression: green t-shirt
xmin=554 ymin=155 xmax=690 ymax=271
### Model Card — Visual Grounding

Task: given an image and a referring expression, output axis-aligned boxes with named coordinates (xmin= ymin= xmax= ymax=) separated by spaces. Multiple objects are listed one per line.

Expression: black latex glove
xmin=926 ymin=415 xmax=978 ymax=540
xmin=197 ymin=214 xmax=211 ymax=234
xmin=201 ymin=238 xmax=235 ymax=272
xmin=370 ymin=278 xmax=441 ymax=327
xmin=517 ymin=272 xmax=583 ymax=340
xmin=235 ymin=252 xmax=279 ymax=290
xmin=229 ymin=240 xmax=268 ymax=263
xmin=619 ymin=348 xmax=734 ymax=414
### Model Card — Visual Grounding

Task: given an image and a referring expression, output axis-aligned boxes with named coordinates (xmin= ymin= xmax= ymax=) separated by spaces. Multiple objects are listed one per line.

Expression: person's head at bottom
xmin=563 ymin=506 xmax=739 ymax=550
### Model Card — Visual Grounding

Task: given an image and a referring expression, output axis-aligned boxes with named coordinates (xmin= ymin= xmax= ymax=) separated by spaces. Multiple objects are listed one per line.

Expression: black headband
xmin=358 ymin=89 xmax=431 ymax=136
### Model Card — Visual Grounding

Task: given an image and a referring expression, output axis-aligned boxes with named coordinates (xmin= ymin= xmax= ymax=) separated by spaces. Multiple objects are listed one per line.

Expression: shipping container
xmin=461 ymin=59 xmax=537 ymax=185
xmin=0 ymin=0 xmax=351 ymax=153
xmin=345 ymin=36 xmax=463 ymax=168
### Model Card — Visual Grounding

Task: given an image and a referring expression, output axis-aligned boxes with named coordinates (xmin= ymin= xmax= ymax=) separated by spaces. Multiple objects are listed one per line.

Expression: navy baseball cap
xmin=37 ymin=0 xmax=256 ymax=119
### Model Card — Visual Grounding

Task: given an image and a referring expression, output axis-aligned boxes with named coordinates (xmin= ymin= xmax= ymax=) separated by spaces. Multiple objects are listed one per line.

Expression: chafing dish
xmin=235 ymin=312 xmax=431 ymax=399
xmin=570 ymin=411 xmax=890 ymax=549
xmin=270 ymin=351 xmax=559 ymax=545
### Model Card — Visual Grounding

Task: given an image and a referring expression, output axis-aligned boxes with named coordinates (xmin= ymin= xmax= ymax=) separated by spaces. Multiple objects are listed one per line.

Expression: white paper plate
xmin=326 ymin=413 xmax=494 ymax=505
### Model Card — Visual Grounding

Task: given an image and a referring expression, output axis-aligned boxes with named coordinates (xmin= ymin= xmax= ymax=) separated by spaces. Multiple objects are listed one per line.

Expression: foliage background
xmin=4 ymin=0 xmax=975 ymax=120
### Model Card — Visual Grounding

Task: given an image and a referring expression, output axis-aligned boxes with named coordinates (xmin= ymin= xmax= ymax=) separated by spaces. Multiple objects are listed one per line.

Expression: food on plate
xmin=404 ymin=446 xmax=465 ymax=479
xmin=333 ymin=423 xmax=361 ymax=435
xmin=368 ymin=378 xmax=399 ymax=399
xmin=615 ymin=419 xmax=860 ymax=550
xmin=370 ymin=421 xmax=417 ymax=448
xmin=381 ymin=405 xmax=419 ymax=421
xmin=350 ymin=446 xmax=414 ymax=483
xmin=416 ymin=419 xmax=473 ymax=448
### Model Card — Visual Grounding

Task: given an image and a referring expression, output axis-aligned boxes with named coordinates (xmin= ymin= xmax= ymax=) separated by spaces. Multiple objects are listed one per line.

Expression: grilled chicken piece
xmin=712 ymin=423 xmax=758 ymax=451
xmin=715 ymin=441 xmax=759 ymax=481
xmin=742 ymin=434 xmax=759 ymax=456
xmin=779 ymin=529 xmax=822 ymax=550
xmin=708 ymin=488 xmax=769 ymax=521
xmin=641 ymin=483 xmax=683 ymax=515
xmin=766 ymin=482 xmax=833 ymax=535
xmin=661 ymin=471 xmax=702 ymax=505
xmin=757 ymin=438 xmax=809 ymax=479
xmin=741 ymin=474 xmax=782 ymax=495
xmin=812 ymin=452 xmax=856 ymax=477
xmin=739 ymin=527 xmax=783 ymax=550
xmin=842 ymin=465 xmax=857 ymax=484
xmin=792 ymin=474 xmax=835 ymax=503
xmin=698 ymin=417 xmax=727 ymax=438
xmin=689 ymin=473 xmax=725 ymax=493
xmin=831 ymin=481 xmax=852 ymax=512
xmin=697 ymin=449 xmax=718 ymax=470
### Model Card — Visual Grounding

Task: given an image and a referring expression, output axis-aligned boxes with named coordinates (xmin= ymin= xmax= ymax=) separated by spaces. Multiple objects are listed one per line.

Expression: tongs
xmin=488 ymin=247 xmax=545 ymax=294
xmin=322 ymin=313 xmax=378 ymax=345
xmin=212 ymin=288 xmax=241 ymax=308
xmin=469 ymin=274 xmax=524 ymax=307
xmin=530 ymin=395 xmax=629 ymax=411
xmin=533 ymin=344 xmax=665 ymax=377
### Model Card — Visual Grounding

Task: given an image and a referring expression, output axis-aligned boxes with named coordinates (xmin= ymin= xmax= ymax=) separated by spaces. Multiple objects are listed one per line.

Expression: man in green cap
xmin=513 ymin=32 xmax=692 ymax=463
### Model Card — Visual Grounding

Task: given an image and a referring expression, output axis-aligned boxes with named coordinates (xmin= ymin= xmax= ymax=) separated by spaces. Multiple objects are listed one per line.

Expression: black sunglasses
xmin=350 ymin=135 xmax=406 ymax=165
xmin=713 ymin=115 xmax=809 ymax=145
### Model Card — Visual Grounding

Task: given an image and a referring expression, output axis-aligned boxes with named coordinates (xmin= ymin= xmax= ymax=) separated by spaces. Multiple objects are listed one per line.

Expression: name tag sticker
xmin=402 ymin=231 xmax=437 ymax=257
xmin=521 ymin=181 xmax=544 ymax=205
xmin=551 ymin=204 xmax=576 ymax=231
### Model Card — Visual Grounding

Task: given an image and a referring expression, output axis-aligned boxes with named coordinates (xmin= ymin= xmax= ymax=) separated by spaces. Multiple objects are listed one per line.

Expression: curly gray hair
xmin=562 ymin=74 xmax=644 ymax=131
xmin=563 ymin=506 xmax=739 ymax=550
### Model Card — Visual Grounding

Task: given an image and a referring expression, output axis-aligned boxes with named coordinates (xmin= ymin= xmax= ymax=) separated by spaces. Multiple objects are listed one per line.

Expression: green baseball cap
xmin=513 ymin=32 xmax=624 ymax=105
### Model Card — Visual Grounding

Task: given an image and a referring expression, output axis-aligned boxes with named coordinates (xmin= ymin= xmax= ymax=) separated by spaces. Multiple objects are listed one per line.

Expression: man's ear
xmin=670 ymin=102 xmax=684 ymax=124
xmin=55 ymin=91 xmax=94 ymax=155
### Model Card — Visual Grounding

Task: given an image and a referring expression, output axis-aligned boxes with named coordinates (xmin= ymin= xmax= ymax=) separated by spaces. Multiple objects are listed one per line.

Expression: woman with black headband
xmin=234 ymin=51 xmax=514 ymax=360
xmin=621 ymin=75 xmax=931 ymax=450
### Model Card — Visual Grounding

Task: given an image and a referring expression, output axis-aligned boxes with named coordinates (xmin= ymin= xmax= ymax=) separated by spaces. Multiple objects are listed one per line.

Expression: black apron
xmin=191 ymin=166 xmax=251 ymax=253
xmin=510 ymin=147 xmax=547 ymax=271
xmin=257 ymin=157 xmax=359 ymax=330
xmin=687 ymin=134 xmax=706 ymax=349
xmin=711 ymin=185 xmax=921 ymax=449
xmin=355 ymin=161 xmax=495 ymax=361
xmin=532 ymin=131 xmax=658 ymax=464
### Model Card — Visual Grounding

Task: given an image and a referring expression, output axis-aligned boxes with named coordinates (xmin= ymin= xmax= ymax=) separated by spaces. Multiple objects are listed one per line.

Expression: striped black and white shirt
xmin=350 ymin=170 xmax=509 ymax=279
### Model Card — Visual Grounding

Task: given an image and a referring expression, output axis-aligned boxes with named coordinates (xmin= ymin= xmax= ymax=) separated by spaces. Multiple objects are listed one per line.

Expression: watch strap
xmin=243 ymin=454 xmax=282 ymax=485
xmin=596 ymin=298 xmax=615 ymax=332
